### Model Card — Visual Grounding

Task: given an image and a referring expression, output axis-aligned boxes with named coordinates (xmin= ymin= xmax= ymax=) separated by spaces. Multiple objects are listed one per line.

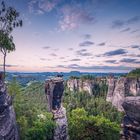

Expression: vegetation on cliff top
xmin=127 ymin=68 xmax=140 ymax=78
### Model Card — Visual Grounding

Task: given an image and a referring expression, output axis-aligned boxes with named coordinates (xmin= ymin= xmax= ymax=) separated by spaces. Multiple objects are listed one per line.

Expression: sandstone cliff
xmin=67 ymin=78 xmax=106 ymax=95
xmin=45 ymin=77 xmax=69 ymax=140
xmin=120 ymin=97 xmax=140 ymax=140
xmin=106 ymin=77 xmax=140 ymax=111
xmin=0 ymin=74 xmax=19 ymax=140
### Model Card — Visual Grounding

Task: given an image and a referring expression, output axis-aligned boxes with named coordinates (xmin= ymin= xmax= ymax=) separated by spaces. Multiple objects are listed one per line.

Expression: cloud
xmin=111 ymin=16 xmax=140 ymax=29
xmin=105 ymin=60 xmax=116 ymax=63
xmin=49 ymin=53 xmax=57 ymax=56
xmin=79 ymin=41 xmax=94 ymax=47
xmin=70 ymin=59 xmax=81 ymax=61
xmin=68 ymin=48 xmax=73 ymax=51
xmin=98 ymin=42 xmax=106 ymax=46
xmin=83 ymin=34 xmax=92 ymax=39
xmin=111 ymin=20 xmax=124 ymax=29
xmin=59 ymin=5 xmax=95 ymax=31
xmin=120 ymin=27 xmax=131 ymax=32
xmin=28 ymin=0 xmax=60 ymax=14
xmin=130 ymin=29 xmax=140 ymax=34
xmin=56 ymin=64 xmax=134 ymax=71
xmin=127 ymin=16 xmax=140 ymax=24
xmin=42 ymin=46 xmax=50 ymax=49
xmin=59 ymin=57 xmax=65 ymax=59
xmin=120 ymin=58 xmax=140 ymax=64
xmin=40 ymin=58 xmax=46 ymax=61
xmin=76 ymin=49 xmax=92 ymax=56
xmin=0 ymin=64 xmax=18 ymax=67
xmin=130 ymin=45 xmax=140 ymax=49
xmin=103 ymin=49 xmax=127 ymax=56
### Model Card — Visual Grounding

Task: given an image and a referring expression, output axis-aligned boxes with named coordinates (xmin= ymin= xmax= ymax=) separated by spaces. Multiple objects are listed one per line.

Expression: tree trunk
xmin=3 ymin=53 xmax=6 ymax=80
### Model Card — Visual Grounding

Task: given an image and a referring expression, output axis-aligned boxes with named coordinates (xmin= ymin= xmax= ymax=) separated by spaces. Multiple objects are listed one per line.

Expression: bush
xmin=68 ymin=108 xmax=120 ymax=140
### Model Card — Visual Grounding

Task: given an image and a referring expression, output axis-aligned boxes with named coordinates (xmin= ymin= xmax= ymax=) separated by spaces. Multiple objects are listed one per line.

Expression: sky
xmin=0 ymin=0 xmax=140 ymax=73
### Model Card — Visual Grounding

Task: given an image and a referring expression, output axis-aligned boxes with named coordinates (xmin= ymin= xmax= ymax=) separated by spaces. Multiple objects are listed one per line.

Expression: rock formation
xmin=67 ymin=79 xmax=94 ymax=95
xmin=106 ymin=77 xmax=140 ymax=111
xmin=45 ymin=77 xmax=69 ymax=140
xmin=0 ymin=73 xmax=19 ymax=140
xmin=120 ymin=97 xmax=140 ymax=140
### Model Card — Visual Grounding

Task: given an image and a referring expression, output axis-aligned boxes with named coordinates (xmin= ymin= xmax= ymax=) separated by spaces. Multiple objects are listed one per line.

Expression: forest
xmin=7 ymin=78 xmax=123 ymax=140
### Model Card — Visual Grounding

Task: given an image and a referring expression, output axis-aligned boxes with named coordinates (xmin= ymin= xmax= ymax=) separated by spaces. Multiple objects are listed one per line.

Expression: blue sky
xmin=0 ymin=0 xmax=140 ymax=73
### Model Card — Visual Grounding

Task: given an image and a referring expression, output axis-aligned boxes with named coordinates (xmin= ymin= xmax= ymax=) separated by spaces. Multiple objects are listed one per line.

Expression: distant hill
xmin=6 ymin=71 xmax=126 ymax=86
xmin=127 ymin=68 xmax=140 ymax=78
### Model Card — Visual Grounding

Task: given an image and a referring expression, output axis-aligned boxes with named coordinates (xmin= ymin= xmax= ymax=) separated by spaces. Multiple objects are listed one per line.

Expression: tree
xmin=0 ymin=1 xmax=22 ymax=78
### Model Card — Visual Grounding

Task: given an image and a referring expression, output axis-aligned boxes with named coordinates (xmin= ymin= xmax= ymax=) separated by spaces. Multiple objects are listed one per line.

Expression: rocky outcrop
xmin=67 ymin=79 xmax=94 ymax=95
xmin=120 ymin=97 xmax=140 ymax=140
xmin=45 ymin=77 xmax=69 ymax=140
xmin=0 ymin=73 xmax=19 ymax=140
xmin=106 ymin=77 xmax=140 ymax=111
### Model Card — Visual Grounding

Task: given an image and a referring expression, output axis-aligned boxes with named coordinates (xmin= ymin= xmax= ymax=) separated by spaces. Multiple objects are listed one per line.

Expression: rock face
xmin=0 ymin=73 xmax=19 ymax=140
xmin=106 ymin=77 xmax=140 ymax=111
xmin=45 ymin=77 xmax=69 ymax=140
xmin=67 ymin=79 xmax=94 ymax=95
xmin=120 ymin=97 xmax=140 ymax=140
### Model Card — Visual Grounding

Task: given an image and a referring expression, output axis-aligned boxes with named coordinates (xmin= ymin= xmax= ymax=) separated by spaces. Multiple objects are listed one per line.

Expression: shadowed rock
xmin=45 ymin=77 xmax=69 ymax=140
xmin=0 ymin=73 xmax=19 ymax=140
xmin=120 ymin=97 xmax=140 ymax=140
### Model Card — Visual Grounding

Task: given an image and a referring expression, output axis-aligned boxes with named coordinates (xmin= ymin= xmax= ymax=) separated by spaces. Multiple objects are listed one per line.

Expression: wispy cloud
xmin=49 ymin=53 xmax=57 ymax=56
xmin=120 ymin=27 xmax=131 ymax=32
xmin=127 ymin=16 xmax=140 ymax=24
xmin=70 ymin=59 xmax=81 ymax=61
xmin=130 ymin=29 xmax=140 ymax=34
xmin=103 ymin=49 xmax=127 ymax=56
xmin=56 ymin=64 xmax=134 ymax=71
xmin=76 ymin=49 xmax=92 ymax=56
xmin=111 ymin=16 xmax=140 ymax=29
xmin=59 ymin=5 xmax=95 ymax=31
xmin=83 ymin=34 xmax=92 ymax=39
xmin=105 ymin=60 xmax=116 ymax=63
xmin=42 ymin=46 xmax=50 ymax=49
xmin=98 ymin=42 xmax=106 ymax=46
xmin=111 ymin=20 xmax=124 ymax=29
xmin=0 ymin=64 xmax=18 ymax=67
xmin=130 ymin=45 xmax=140 ymax=49
xmin=68 ymin=48 xmax=74 ymax=51
xmin=120 ymin=58 xmax=140 ymax=64
xmin=79 ymin=41 xmax=94 ymax=47
xmin=28 ymin=0 xmax=60 ymax=14
xmin=40 ymin=58 xmax=46 ymax=61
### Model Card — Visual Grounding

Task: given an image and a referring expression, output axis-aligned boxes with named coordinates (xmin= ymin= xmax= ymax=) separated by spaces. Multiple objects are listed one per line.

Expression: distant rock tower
xmin=45 ymin=77 xmax=69 ymax=140
xmin=0 ymin=73 xmax=19 ymax=140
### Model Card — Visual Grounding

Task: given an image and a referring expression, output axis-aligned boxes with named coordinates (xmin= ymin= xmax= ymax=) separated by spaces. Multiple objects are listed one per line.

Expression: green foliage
xmin=68 ymin=108 xmax=120 ymax=140
xmin=8 ymin=81 xmax=55 ymax=140
xmin=7 ymin=79 xmax=123 ymax=140
xmin=0 ymin=1 xmax=22 ymax=77
xmin=127 ymin=68 xmax=140 ymax=78
xmin=69 ymin=76 xmax=80 ymax=79
xmin=80 ymin=74 xmax=95 ymax=80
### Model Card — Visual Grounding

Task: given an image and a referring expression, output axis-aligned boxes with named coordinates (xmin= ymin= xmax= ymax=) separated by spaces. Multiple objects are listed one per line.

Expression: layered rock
xmin=67 ymin=79 xmax=94 ymax=95
xmin=106 ymin=77 xmax=140 ymax=111
xmin=120 ymin=97 xmax=140 ymax=140
xmin=45 ymin=77 xmax=69 ymax=140
xmin=0 ymin=73 xmax=19 ymax=140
